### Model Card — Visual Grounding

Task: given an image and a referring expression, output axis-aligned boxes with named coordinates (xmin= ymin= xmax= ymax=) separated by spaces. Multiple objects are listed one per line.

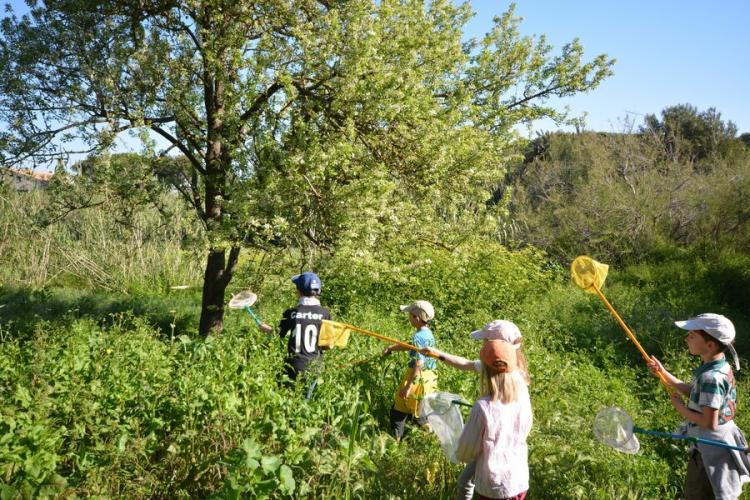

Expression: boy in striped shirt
xmin=649 ymin=313 xmax=750 ymax=500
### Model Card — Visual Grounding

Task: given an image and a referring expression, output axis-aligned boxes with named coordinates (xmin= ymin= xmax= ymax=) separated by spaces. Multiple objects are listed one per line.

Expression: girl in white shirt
xmin=456 ymin=340 xmax=533 ymax=500
xmin=423 ymin=320 xmax=529 ymax=500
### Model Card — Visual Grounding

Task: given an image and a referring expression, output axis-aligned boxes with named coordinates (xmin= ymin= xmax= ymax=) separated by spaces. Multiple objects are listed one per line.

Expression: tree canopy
xmin=642 ymin=104 xmax=741 ymax=167
xmin=0 ymin=0 xmax=614 ymax=334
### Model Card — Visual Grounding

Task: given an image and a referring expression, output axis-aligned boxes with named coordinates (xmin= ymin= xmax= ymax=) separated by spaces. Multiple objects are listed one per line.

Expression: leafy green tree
xmin=642 ymin=104 xmax=739 ymax=167
xmin=38 ymin=153 xmax=177 ymax=227
xmin=0 ymin=0 xmax=613 ymax=335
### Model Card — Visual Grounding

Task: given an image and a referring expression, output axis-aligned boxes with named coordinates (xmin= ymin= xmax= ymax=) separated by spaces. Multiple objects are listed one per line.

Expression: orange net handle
xmin=338 ymin=322 xmax=443 ymax=360
xmin=589 ymin=284 xmax=675 ymax=395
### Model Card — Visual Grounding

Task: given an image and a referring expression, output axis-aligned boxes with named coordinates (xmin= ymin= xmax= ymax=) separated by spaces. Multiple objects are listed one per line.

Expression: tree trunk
xmin=198 ymin=246 xmax=241 ymax=336
xmin=198 ymin=18 xmax=237 ymax=336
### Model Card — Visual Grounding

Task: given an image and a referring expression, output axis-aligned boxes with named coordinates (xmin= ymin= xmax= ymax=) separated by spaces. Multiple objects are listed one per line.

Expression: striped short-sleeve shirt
xmin=688 ymin=358 xmax=736 ymax=425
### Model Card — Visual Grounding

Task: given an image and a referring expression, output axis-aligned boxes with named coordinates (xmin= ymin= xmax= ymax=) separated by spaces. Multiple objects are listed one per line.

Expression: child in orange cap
xmin=423 ymin=320 xmax=530 ymax=499
xmin=425 ymin=320 xmax=529 ymax=383
xmin=456 ymin=340 xmax=532 ymax=499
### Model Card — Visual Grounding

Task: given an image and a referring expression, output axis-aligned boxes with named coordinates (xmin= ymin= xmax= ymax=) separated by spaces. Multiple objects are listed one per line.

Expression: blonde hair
xmin=515 ymin=349 xmax=530 ymax=385
xmin=481 ymin=363 xmax=525 ymax=404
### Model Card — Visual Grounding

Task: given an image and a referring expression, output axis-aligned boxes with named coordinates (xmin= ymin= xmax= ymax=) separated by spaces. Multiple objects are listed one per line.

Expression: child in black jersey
xmin=260 ymin=272 xmax=331 ymax=381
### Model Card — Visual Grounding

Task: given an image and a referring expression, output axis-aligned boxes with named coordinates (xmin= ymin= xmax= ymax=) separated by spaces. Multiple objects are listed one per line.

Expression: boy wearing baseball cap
xmin=649 ymin=313 xmax=750 ymax=500
xmin=260 ymin=271 xmax=331 ymax=384
xmin=383 ymin=300 xmax=438 ymax=442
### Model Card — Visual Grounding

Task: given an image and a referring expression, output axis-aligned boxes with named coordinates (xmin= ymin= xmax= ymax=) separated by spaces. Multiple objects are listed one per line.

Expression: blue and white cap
xmin=292 ymin=272 xmax=322 ymax=294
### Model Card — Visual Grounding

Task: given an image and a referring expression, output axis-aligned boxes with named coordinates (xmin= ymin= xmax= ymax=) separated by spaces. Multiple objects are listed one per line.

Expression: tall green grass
xmin=0 ymin=188 xmax=203 ymax=293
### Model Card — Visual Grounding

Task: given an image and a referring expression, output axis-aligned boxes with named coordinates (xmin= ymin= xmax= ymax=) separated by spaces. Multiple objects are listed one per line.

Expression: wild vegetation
xmin=508 ymin=105 xmax=750 ymax=263
xmin=0 ymin=0 xmax=614 ymax=335
xmin=1 ymin=136 xmax=750 ymax=497
xmin=0 ymin=0 xmax=749 ymax=498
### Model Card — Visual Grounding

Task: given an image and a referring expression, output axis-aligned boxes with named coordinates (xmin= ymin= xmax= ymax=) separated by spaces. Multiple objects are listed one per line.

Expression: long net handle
xmin=590 ymin=284 xmax=675 ymax=395
xmin=634 ymin=428 xmax=748 ymax=452
xmin=695 ymin=437 xmax=748 ymax=452
xmin=244 ymin=306 xmax=262 ymax=326
xmin=340 ymin=322 xmax=443 ymax=359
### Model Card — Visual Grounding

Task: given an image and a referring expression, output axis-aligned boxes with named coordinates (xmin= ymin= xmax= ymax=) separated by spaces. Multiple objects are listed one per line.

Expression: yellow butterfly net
xmin=318 ymin=319 xmax=352 ymax=348
xmin=570 ymin=255 xmax=609 ymax=292
xmin=570 ymin=255 xmax=674 ymax=395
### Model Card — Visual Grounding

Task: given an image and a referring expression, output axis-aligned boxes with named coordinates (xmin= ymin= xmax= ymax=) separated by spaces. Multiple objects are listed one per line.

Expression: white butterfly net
xmin=228 ymin=290 xmax=257 ymax=309
xmin=592 ymin=407 xmax=640 ymax=454
xmin=419 ymin=392 xmax=466 ymax=463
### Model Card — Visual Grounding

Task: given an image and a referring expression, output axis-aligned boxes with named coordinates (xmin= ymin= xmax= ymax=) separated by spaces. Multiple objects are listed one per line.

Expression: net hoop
xmin=228 ymin=290 xmax=258 ymax=309
xmin=570 ymin=255 xmax=609 ymax=292
xmin=318 ymin=320 xmax=352 ymax=348
xmin=593 ymin=407 xmax=640 ymax=454
xmin=420 ymin=392 xmax=466 ymax=417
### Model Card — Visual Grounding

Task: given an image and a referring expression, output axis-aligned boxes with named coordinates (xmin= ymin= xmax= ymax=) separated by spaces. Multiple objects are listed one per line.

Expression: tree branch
xmin=220 ymin=246 xmax=242 ymax=288
xmin=239 ymin=82 xmax=283 ymax=122
xmin=504 ymin=83 xmax=562 ymax=110
xmin=150 ymin=124 xmax=206 ymax=175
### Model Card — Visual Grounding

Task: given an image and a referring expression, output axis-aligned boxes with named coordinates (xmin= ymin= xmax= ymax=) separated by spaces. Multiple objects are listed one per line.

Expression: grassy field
xmin=2 ymin=262 xmax=749 ymax=498
xmin=2 ymin=191 xmax=750 ymax=498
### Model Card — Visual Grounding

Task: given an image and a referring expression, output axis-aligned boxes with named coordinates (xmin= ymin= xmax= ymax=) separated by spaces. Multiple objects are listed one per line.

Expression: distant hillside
xmin=506 ymin=106 xmax=750 ymax=263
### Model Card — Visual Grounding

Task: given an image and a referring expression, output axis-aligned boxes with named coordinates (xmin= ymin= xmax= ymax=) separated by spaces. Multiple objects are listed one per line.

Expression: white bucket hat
xmin=400 ymin=300 xmax=435 ymax=322
xmin=675 ymin=313 xmax=739 ymax=370
xmin=470 ymin=319 xmax=522 ymax=348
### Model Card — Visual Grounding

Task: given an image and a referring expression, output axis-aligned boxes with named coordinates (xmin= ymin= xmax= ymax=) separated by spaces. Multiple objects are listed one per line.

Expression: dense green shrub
xmin=509 ymin=110 xmax=750 ymax=263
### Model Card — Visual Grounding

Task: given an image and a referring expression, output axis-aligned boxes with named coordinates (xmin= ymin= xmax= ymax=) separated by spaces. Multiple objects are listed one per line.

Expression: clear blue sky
xmin=466 ymin=0 xmax=750 ymax=134
xmin=4 ymin=0 xmax=749 ymax=135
